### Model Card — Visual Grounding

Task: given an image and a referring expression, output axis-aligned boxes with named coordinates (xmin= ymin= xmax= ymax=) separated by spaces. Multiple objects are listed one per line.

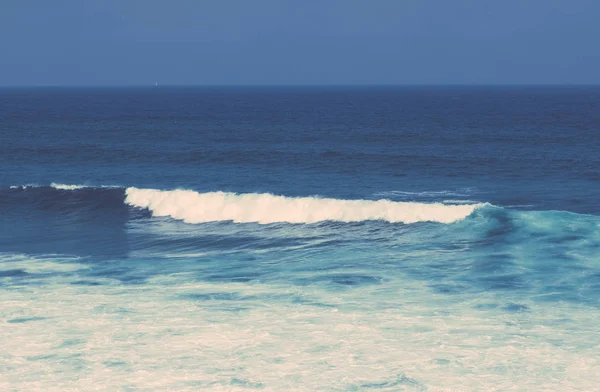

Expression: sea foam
xmin=125 ymin=187 xmax=484 ymax=224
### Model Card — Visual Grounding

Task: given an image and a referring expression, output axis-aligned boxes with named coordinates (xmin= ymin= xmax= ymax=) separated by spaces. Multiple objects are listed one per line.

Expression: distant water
xmin=1 ymin=87 xmax=599 ymax=391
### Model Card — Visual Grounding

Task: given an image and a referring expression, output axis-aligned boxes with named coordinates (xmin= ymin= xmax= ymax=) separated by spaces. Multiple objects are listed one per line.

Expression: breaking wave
xmin=9 ymin=183 xmax=120 ymax=190
xmin=124 ymin=187 xmax=485 ymax=224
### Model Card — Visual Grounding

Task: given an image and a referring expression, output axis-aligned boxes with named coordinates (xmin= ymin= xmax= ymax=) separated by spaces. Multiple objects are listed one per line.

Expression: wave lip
xmin=125 ymin=187 xmax=485 ymax=225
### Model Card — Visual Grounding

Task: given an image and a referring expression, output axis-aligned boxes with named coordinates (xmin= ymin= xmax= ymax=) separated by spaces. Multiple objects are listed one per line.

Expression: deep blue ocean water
xmin=1 ymin=87 xmax=599 ymax=390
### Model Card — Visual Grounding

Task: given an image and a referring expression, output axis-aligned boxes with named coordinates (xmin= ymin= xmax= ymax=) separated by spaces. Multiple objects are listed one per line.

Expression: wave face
xmin=124 ymin=187 xmax=484 ymax=224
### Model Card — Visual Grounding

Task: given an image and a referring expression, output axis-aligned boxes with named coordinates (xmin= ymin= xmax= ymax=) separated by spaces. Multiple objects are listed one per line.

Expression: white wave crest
xmin=49 ymin=183 xmax=121 ymax=190
xmin=9 ymin=184 xmax=38 ymax=189
xmin=51 ymin=183 xmax=87 ymax=190
xmin=125 ymin=187 xmax=485 ymax=224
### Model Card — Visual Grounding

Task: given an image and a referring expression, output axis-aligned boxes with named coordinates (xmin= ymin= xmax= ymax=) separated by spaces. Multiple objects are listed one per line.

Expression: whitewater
xmin=124 ymin=187 xmax=485 ymax=224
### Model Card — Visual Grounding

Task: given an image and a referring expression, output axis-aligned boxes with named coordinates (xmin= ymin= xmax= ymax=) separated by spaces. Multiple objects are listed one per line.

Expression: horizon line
xmin=1 ymin=83 xmax=600 ymax=89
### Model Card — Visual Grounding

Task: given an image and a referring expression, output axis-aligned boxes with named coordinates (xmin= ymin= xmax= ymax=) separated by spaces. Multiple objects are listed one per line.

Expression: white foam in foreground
xmin=3 ymin=254 xmax=599 ymax=391
xmin=125 ymin=188 xmax=484 ymax=224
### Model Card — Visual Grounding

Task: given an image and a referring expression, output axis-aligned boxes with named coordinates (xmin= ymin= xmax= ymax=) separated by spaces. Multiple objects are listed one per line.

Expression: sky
xmin=1 ymin=0 xmax=599 ymax=86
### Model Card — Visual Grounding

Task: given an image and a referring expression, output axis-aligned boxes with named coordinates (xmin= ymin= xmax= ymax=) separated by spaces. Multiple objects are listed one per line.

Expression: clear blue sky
xmin=2 ymin=0 xmax=599 ymax=86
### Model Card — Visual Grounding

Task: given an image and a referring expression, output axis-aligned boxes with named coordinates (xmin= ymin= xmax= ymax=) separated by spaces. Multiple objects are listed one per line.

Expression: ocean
xmin=1 ymin=86 xmax=599 ymax=391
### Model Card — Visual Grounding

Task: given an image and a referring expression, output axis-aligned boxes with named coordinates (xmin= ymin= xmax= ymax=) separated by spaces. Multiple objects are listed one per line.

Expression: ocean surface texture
xmin=1 ymin=87 xmax=599 ymax=391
